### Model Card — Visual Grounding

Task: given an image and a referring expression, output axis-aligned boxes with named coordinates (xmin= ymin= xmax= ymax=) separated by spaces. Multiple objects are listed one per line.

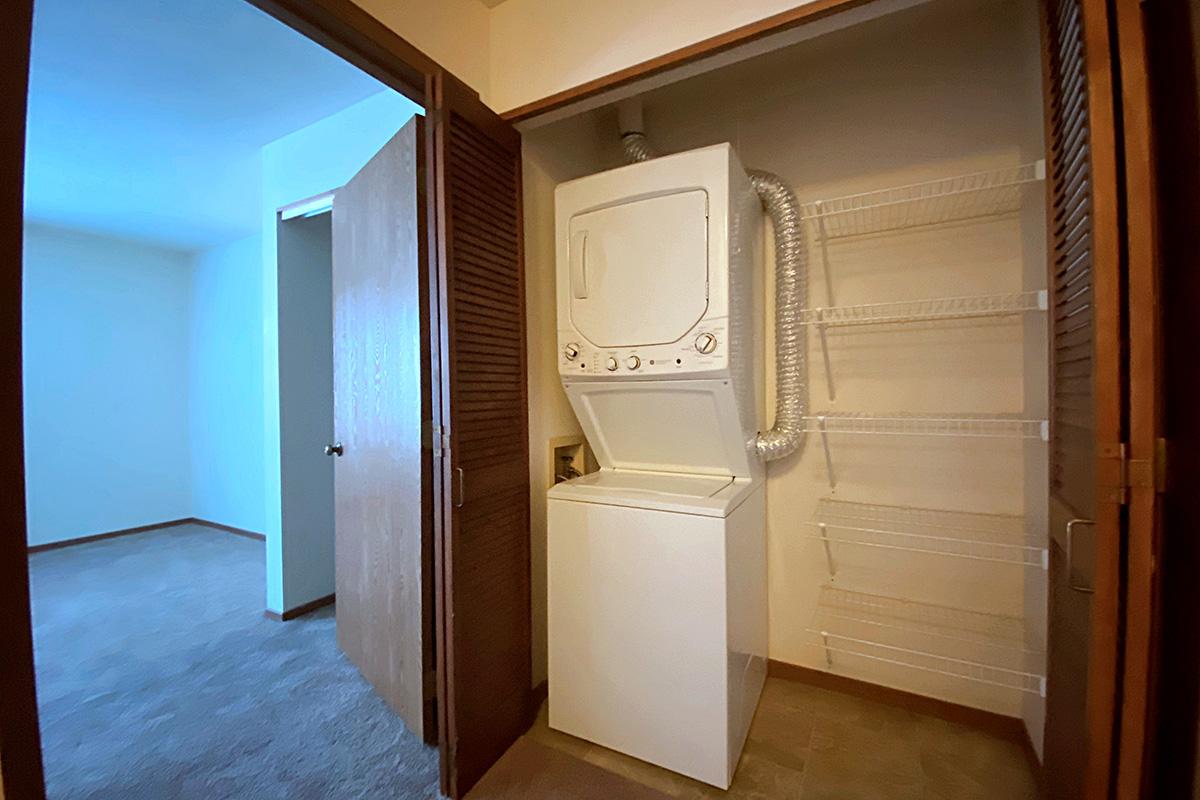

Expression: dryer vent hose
xmin=620 ymin=124 xmax=808 ymax=462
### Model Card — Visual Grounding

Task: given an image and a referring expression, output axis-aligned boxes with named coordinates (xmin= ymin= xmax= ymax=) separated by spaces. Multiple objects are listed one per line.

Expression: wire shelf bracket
xmin=813 ymin=631 xmax=1047 ymax=697
xmin=810 ymin=586 xmax=1046 ymax=697
xmin=810 ymin=414 xmax=1048 ymax=487
xmin=807 ymin=413 xmax=1049 ymax=439
xmin=807 ymin=498 xmax=1048 ymax=571
xmin=801 ymin=161 xmax=1046 ymax=239
xmin=803 ymin=290 xmax=1048 ymax=328
xmin=808 ymin=290 xmax=1049 ymax=401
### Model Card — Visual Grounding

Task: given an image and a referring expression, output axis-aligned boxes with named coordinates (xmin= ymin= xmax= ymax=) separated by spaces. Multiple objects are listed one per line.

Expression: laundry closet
xmin=523 ymin=0 xmax=1073 ymax=788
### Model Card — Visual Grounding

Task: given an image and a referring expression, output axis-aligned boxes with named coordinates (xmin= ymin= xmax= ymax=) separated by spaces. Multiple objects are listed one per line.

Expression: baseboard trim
xmin=28 ymin=518 xmax=194 ymax=553
xmin=767 ymin=659 xmax=1030 ymax=742
xmin=28 ymin=517 xmax=266 ymax=553
xmin=265 ymin=593 xmax=335 ymax=622
xmin=190 ymin=518 xmax=266 ymax=542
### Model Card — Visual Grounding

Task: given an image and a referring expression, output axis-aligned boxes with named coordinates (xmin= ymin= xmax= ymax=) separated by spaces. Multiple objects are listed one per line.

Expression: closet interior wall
xmin=522 ymin=0 xmax=1049 ymax=755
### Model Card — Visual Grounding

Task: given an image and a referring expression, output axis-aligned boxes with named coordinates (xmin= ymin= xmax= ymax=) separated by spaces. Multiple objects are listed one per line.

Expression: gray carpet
xmin=30 ymin=524 xmax=439 ymax=800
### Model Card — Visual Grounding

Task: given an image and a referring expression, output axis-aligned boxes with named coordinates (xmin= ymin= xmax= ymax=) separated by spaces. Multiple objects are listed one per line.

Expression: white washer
xmin=547 ymin=472 xmax=766 ymax=788
xmin=548 ymin=143 xmax=767 ymax=789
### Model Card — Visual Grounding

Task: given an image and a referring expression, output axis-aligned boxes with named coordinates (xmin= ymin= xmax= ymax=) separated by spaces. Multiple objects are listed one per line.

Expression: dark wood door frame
xmin=1111 ymin=2 xmax=1162 ymax=797
xmin=0 ymin=4 xmax=44 ymax=797
xmin=1142 ymin=2 xmax=1200 ymax=798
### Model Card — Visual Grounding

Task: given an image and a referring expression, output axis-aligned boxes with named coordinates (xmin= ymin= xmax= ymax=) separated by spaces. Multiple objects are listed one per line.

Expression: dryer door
xmin=568 ymin=190 xmax=708 ymax=348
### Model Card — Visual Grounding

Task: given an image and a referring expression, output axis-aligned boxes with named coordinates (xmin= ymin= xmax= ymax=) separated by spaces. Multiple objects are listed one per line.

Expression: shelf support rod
xmin=818 ymin=415 xmax=836 ymax=489
xmin=816 ymin=307 xmax=835 ymax=402
xmin=821 ymin=631 xmax=833 ymax=667
xmin=814 ymin=201 xmax=836 ymax=308
xmin=818 ymin=522 xmax=837 ymax=577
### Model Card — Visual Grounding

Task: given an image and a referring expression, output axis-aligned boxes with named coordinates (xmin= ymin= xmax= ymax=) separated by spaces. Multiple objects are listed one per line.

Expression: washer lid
xmin=567 ymin=190 xmax=709 ymax=348
xmin=548 ymin=470 xmax=755 ymax=517
xmin=563 ymin=378 xmax=757 ymax=478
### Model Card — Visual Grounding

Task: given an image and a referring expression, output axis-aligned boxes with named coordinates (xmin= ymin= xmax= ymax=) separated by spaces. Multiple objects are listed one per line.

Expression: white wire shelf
xmin=801 ymin=290 xmax=1048 ymax=328
xmin=801 ymin=161 xmax=1045 ymax=238
xmin=809 ymin=586 xmax=1045 ymax=696
xmin=803 ymin=413 xmax=1049 ymax=440
xmin=807 ymin=498 xmax=1047 ymax=569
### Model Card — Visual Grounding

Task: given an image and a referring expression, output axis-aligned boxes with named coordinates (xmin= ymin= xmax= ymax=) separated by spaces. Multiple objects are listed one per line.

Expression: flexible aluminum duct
xmin=620 ymin=131 xmax=655 ymax=164
xmin=619 ymin=129 xmax=808 ymax=462
xmin=745 ymin=169 xmax=808 ymax=461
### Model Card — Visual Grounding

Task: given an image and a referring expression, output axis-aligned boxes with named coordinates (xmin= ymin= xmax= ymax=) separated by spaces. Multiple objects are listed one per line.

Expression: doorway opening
xmin=22 ymin=0 xmax=436 ymax=796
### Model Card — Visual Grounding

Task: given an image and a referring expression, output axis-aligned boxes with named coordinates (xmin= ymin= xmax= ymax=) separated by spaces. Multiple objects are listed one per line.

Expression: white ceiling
xmin=24 ymin=0 xmax=394 ymax=250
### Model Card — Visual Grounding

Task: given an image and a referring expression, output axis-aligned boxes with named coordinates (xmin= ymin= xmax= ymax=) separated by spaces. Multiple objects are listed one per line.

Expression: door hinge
xmin=1100 ymin=438 xmax=1168 ymax=504
xmin=1099 ymin=442 xmax=1128 ymax=505
xmin=423 ymin=423 xmax=451 ymax=458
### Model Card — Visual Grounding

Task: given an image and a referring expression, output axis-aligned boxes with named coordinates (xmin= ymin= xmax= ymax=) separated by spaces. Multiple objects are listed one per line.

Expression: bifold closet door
xmin=1040 ymin=1 xmax=1124 ymax=798
xmin=428 ymin=71 xmax=531 ymax=799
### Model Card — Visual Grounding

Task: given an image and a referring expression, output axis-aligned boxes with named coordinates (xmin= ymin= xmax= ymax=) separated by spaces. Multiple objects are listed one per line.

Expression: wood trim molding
xmin=265 ymin=593 xmax=336 ymax=622
xmin=27 ymin=518 xmax=266 ymax=553
xmin=1142 ymin=2 xmax=1200 ymax=796
xmin=1 ymin=1 xmax=44 ymax=792
xmin=190 ymin=519 xmax=267 ymax=542
xmin=27 ymin=518 xmax=193 ymax=553
xmin=1113 ymin=5 xmax=1163 ymax=800
xmin=499 ymin=0 xmax=874 ymax=123
xmin=766 ymin=660 xmax=1041 ymax=772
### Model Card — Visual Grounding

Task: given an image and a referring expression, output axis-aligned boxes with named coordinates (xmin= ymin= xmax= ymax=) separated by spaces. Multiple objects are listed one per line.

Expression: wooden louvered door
xmin=1040 ymin=1 xmax=1124 ymax=798
xmin=428 ymin=71 xmax=531 ymax=799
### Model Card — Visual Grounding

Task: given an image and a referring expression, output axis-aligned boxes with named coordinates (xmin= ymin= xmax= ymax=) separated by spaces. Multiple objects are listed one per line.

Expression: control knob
xmin=605 ymin=357 xmax=619 ymax=371
xmin=625 ymin=355 xmax=641 ymax=370
xmin=563 ymin=342 xmax=580 ymax=361
xmin=695 ymin=332 xmax=718 ymax=354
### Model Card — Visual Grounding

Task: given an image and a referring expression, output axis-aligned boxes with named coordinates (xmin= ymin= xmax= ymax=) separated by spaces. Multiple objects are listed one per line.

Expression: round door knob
xmin=625 ymin=355 xmax=641 ymax=370
xmin=564 ymin=342 xmax=580 ymax=360
xmin=605 ymin=357 xmax=619 ymax=371
xmin=695 ymin=332 xmax=718 ymax=354
xmin=324 ymin=442 xmax=344 ymax=457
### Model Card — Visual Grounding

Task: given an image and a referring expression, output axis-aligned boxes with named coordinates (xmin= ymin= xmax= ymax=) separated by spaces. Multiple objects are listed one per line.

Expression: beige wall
xmin=521 ymin=0 xmax=1048 ymax=732
xmin=349 ymin=0 xmax=491 ymax=102
xmin=522 ymin=113 xmax=608 ymax=684
xmin=488 ymin=0 xmax=827 ymax=112
xmin=350 ymin=0 xmax=859 ymax=114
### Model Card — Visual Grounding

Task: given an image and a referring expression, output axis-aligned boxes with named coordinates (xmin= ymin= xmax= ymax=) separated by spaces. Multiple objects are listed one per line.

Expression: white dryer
xmin=547 ymin=143 xmax=767 ymax=789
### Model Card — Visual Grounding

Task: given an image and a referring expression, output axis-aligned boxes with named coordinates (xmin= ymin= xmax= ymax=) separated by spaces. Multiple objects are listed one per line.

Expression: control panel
xmin=558 ymin=319 xmax=731 ymax=379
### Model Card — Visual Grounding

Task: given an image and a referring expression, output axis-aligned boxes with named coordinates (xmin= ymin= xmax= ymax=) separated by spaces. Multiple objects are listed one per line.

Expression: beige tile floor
xmin=521 ymin=677 xmax=1041 ymax=799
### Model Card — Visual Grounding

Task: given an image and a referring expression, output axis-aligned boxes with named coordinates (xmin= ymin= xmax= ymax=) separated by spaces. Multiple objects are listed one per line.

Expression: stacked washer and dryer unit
xmin=548 ymin=140 xmax=793 ymax=789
